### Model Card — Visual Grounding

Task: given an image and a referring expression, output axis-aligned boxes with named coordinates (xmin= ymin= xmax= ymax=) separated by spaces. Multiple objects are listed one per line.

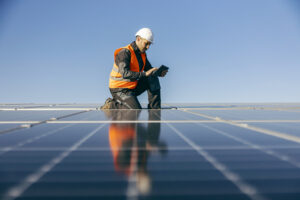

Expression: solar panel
xmin=0 ymin=124 xmax=23 ymax=132
xmin=1 ymin=104 xmax=300 ymax=200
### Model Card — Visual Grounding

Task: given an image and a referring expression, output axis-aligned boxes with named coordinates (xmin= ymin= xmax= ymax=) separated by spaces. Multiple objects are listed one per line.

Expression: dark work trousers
xmin=110 ymin=76 xmax=161 ymax=109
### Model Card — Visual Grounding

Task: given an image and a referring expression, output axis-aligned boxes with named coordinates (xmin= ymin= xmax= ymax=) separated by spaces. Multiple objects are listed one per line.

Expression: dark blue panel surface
xmin=0 ymin=111 xmax=84 ymax=121
xmin=190 ymin=109 xmax=300 ymax=120
xmin=248 ymin=122 xmax=300 ymax=137
xmin=0 ymin=124 xmax=22 ymax=132
xmin=1 ymin=105 xmax=300 ymax=200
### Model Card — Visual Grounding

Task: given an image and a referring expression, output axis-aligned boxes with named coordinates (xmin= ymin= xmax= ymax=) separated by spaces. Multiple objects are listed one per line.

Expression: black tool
xmin=153 ymin=65 xmax=169 ymax=76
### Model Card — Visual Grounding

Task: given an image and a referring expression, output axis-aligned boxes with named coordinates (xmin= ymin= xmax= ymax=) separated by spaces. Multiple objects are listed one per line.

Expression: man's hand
xmin=159 ymin=70 xmax=168 ymax=77
xmin=145 ymin=68 xmax=158 ymax=77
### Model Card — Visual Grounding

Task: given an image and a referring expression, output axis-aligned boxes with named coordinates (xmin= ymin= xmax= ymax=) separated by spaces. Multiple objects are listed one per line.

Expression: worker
xmin=101 ymin=28 xmax=168 ymax=109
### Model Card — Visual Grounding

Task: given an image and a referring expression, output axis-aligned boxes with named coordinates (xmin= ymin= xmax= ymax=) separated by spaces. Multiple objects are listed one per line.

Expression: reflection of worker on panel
xmin=104 ymin=110 xmax=167 ymax=195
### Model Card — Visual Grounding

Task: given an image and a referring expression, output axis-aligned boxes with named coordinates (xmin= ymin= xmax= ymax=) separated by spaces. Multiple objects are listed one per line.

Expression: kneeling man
xmin=102 ymin=28 xmax=168 ymax=109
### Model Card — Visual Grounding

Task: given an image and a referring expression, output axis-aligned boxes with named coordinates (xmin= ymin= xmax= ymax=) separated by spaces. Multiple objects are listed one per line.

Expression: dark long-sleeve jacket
xmin=114 ymin=41 xmax=153 ymax=81
xmin=110 ymin=41 xmax=160 ymax=93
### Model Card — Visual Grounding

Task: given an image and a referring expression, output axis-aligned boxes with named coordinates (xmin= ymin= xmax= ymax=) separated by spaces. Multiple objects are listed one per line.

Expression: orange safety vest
xmin=109 ymin=44 xmax=146 ymax=89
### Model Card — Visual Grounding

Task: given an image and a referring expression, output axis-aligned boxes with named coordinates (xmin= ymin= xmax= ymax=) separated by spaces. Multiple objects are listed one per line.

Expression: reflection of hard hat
xmin=135 ymin=28 xmax=154 ymax=43
xmin=137 ymin=172 xmax=151 ymax=195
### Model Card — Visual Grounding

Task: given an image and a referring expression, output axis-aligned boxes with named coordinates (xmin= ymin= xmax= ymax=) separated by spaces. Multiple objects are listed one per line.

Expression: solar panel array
xmin=1 ymin=103 xmax=300 ymax=200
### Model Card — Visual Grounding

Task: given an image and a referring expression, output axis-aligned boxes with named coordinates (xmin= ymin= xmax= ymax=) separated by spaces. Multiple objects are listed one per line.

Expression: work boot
xmin=100 ymin=98 xmax=115 ymax=109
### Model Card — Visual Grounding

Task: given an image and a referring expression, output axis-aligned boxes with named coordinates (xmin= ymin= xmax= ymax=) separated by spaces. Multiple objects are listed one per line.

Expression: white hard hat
xmin=135 ymin=28 xmax=154 ymax=43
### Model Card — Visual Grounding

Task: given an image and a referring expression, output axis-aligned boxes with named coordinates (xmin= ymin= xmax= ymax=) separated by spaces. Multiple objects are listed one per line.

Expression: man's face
xmin=136 ymin=36 xmax=151 ymax=53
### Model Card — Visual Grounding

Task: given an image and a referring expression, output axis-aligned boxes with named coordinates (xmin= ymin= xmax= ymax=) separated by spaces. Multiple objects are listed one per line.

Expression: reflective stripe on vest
xmin=109 ymin=44 xmax=146 ymax=89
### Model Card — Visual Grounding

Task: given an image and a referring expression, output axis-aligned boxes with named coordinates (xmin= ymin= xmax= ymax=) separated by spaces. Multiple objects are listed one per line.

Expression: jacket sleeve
xmin=115 ymin=49 xmax=145 ymax=80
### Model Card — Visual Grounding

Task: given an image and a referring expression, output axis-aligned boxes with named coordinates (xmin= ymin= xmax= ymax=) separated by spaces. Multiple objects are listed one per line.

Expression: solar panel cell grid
xmin=1 ymin=104 xmax=300 ymax=200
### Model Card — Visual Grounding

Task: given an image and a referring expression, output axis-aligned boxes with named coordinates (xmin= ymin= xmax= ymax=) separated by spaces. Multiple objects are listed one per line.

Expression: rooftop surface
xmin=1 ymin=103 xmax=300 ymax=200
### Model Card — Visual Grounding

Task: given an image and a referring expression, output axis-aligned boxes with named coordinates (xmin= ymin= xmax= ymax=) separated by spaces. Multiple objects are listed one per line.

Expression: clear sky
xmin=1 ymin=0 xmax=300 ymax=104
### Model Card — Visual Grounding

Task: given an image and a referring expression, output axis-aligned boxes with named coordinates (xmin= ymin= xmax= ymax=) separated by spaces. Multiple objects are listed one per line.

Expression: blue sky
xmin=0 ymin=0 xmax=300 ymax=103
